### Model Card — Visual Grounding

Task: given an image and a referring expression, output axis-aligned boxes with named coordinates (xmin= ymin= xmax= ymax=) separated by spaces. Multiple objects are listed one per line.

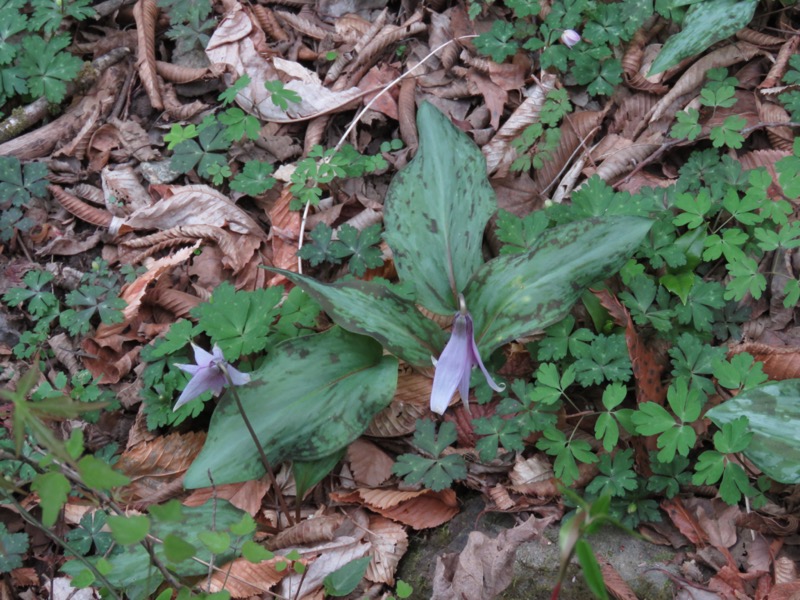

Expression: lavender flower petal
xmin=226 ymin=365 xmax=251 ymax=386
xmin=430 ymin=314 xmax=471 ymax=414
xmin=173 ymin=367 xmax=225 ymax=410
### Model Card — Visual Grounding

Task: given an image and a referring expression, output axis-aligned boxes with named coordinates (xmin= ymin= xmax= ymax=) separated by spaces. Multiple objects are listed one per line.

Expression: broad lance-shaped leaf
xmin=467 ymin=216 xmax=653 ymax=355
xmin=274 ymin=269 xmax=446 ymax=366
xmin=184 ymin=327 xmax=398 ymax=488
xmin=648 ymin=0 xmax=757 ymax=75
xmin=384 ymin=102 xmax=497 ymax=315
xmin=706 ymin=380 xmax=800 ymax=484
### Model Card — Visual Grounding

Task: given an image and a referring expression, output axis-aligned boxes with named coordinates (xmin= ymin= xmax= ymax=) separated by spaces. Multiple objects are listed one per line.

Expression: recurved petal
xmin=430 ymin=314 xmax=471 ymax=414
xmin=466 ymin=314 xmax=505 ymax=393
xmin=175 ymin=363 xmax=202 ymax=376
xmin=191 ymin=343 xmax=216 ymax=368
xmin=226 ymin=365 xmax=251 ymax=386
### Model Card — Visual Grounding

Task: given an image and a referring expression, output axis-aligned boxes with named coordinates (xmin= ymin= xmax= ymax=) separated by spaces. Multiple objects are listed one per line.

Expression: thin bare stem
xmin=220 ymin=365 xmax=294 ymax=527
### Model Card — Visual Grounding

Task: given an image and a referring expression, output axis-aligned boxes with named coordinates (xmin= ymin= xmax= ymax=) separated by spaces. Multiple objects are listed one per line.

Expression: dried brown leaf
xmin=729 ymin=342 xmax=800 ymax=380
xmin=251 ymin=5 xmax=289 ymax=42
xmin=155 ymin=61 xmax=223 ymax=84
xmin=592 ymin=141 xmax=661 ymax=183
xmin=268 ymin=514 xmax=345 ymax=550
xmin=123 ymin=185 xmax=265 ymax=238
xmin=431 ymin=514 xmax=556 ymax=600
xmin=364 ymin=515 xmax=408 ymax=585
xmin=761 ymin=36 xmax=800 ymax=89
xmin=332 ymin=488 xmax=459 ymax=529
xmin=736 ymin=511 xmax=799 ymax=537
xmin=144 ymin=286 xmax=201 ymax=319
xmin=622 ymin=18 xmax=668 ymax=94
xmin=206 ymin=3 xmax=371 ymax=122
xmin=592 ymin=288 xmax=667 ymax=405
xmin=483 ymin=74 xmax=556 ymax=175
xmin=599 ymin=559 xmax=639 ymax=600
xmin=116 ymin=431 xmax=207 ymax=502
xmin=133 ymin=0 xmax=163 ymax=110
xmin=661 ymin=497 xmax=709 ymax=547
xmin=735 ymin=28 xmax=786 ymax=47
xmin=266 ymin=186 xmax=300 ymax=285
xmin=274 ymin=9 xmax=340 ymax=41
xmin=208 ymin=556 xmax=290 ymax=597
xmin=347 ymin=439 xmax=394 ymax=487
xmin=488 ymin=485 xmax=516 ymax=511
xmin=650 ymin=42 xmax=761 ymax=123
xmin=759 ymin=102 xmax=794 ymax=151
xmin=774 ymin=557 xmax=798 ymax=585
xmin=184 ymin=479 xmax=269 ymax=516
xmin=49 ymin=185 xmax=114 ymax=229
xmin=534 ymin=110 xmax=603 ymax=194
xmin=365 ymin=372 xmax=431 ymax=437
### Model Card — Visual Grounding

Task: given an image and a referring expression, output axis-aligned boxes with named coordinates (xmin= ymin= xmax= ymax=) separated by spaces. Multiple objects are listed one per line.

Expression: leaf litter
xmin=1 ymin=0 xmax=800 ymax=597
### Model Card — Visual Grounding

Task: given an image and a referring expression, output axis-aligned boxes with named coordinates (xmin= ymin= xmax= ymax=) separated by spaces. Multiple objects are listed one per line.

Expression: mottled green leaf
xmin=706 ymin=380 xmax=800 ymax=483
xmin=275 ymin=269 xmax=445 ymax=366
xmin=184 ymin=327 xmax=397 ymax=488
xmin=649 ymin=0 xmax=757 ymax=75
xmin=466 ymin=217 xmax=652 ymax=355
xmin=384 ymin=102 xmax=497 ymax=314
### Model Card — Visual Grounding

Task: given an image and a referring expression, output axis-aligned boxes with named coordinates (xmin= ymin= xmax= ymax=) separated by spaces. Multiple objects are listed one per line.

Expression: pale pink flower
xmin=560 ymin=29 xmax=581 ymax=48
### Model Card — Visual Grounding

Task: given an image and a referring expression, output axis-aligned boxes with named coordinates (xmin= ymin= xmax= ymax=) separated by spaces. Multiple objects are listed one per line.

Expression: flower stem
xmin=220 ymin=365 xmax=294 ymax=527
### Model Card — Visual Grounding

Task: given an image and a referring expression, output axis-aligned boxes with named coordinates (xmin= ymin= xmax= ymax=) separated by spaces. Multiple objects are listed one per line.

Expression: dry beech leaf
xmin=592 ymin=289 xmax=667 ymax=405
xmin=133 ymin=0 xmax=162 ymax=110
xmin=364 ymin=515 xmax=408 ymax=585
xmin=482 ymin=74 xmax=556 ymax=175
xmin=649 ymin=42 xmax=761 ymax=123
xmin=267 ymin=514 xmax=346 ymax=550
xmin=736 ymin=511 xmax=799 ymax=537
xmin=729 ymin=342 xmax=800 ymax=380
xmin=208 ymin=556 xmax=293 ymax=597
xmin=768 ymin=581 xmax=800 ymax=600
xmin=740 ymin=149 xmax=792 ymax=200
xmin=117 ymin=244 xmax=199 ymax=325
xmin=206 ymin=2 xmax=369 ymax=123
xmin=592 ymin=141 xmax=661 ymax=183
xmin=365 ymin=372 xmax=432 ymax=438
xmin=599 ymin=559 xmax=639 ymax=600
xmin=760 ymin=36 xmax=800 ymax=89
xmin=122 ymin=184 xmax=265 ymax=238
xmin=278 ymin=537 xmax=371 ymax=599
xmin=758 ymin=102 xmax=794 ymax=151
xmin=534 ymin=110 xmax=603 ymax=195
xmin=266 ymin=185 xmax=300 ymax=286
xmin=347 ymin=439 xmax=394 ymax=487
xmin=331 ymin=488 xmax=459 ymax=529
xmin=774 ymin=556 xmax=798 ymax=585
xmin=488 ymin=485 xmax=516 ymax=511
xmin=431 ymin=514 xmax=556 ymax=600
xmin=101 ymin=164 xmax=151 ymax=212
xmin=115 ymin=431 xmax=207 ymax=502
xmin=509 ymin=454 xmax=553 ymax=488
xmin=49 ymin=185 xmax=114 ymax=229
xmin=183 ymin=478 xmax=269 ymax=516
xmin=661 ymin=497 xmax=709 ymax=547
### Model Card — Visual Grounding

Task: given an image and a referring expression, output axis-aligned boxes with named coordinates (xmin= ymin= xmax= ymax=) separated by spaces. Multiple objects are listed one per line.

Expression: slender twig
xmin=220 ymin=365 xmax=294 ymax=527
